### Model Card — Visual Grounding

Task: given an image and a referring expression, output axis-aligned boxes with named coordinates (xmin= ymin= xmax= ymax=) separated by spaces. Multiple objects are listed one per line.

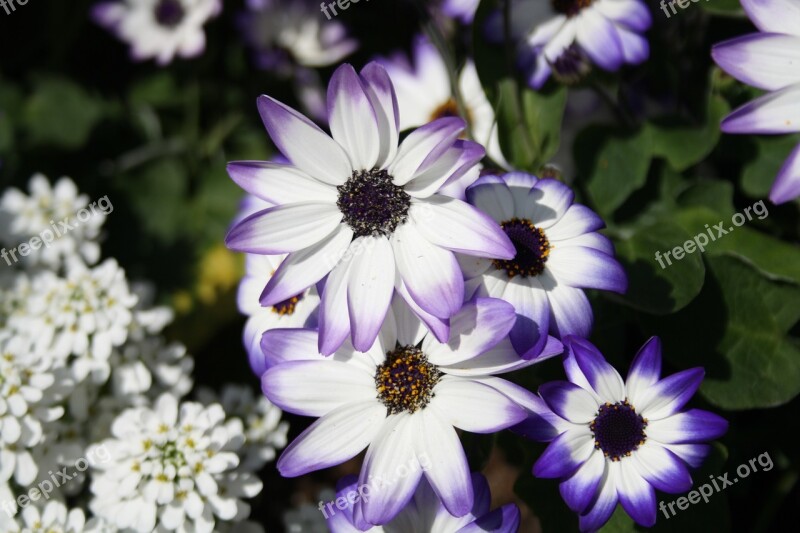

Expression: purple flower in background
xmin=460 ymin=172 xmax=626 ymax=358
xmin=92 ymin=0 xmax=221 ymax=65
xmin=441 ymin=0 xmax=480 ymax=24
xmin=517 ymin=0 xmax=651 ymax=89
xmin=712 ymin=0 xmax=800 ymax=204
xmin=225 ymin=62 xmax=513 ymax=355
xmin=327 ymin=472 xmax=520 ymax=532
xmin=258 ymin=296 xmax=562 ymax=525
xmin=238 ymin=0 xmax=358 ymax=72
xmin=530 ymin=337 xmax=727 ymax=532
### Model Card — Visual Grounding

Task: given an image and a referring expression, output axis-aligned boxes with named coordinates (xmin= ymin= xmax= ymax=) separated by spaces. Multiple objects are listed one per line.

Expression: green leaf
xmin=575 ymin=125 xmax=653 ymax=216
xmin=23 ymin=77 xmax=104 ymax=149
xmin=741 ymin=134 xmax=800 ymax=198
xmin=610 ymin=215 xmax=705 ymax=315
xmin=647 ymin=96 xmax=730 ymax=172
xmin=699 ymin=0 xmax=746 ymax=16
xmin=675 ymin=180 xmax=735 ymax=216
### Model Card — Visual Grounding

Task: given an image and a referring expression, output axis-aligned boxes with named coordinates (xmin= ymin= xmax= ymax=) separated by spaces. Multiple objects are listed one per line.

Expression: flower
xmin=530 ymin=337 xmax=728 ymax=531
xmin=517 ymin=0 xmax=651 ymax=89
xmin=459 ymin=172 xmax=626 ymax=357
xmin=88 ymin=393 xmax=262 ymax=532
xmin=376 ymin=35 xmax=510 ymax=169
xmin=92 ymin=0 xmax=222 ymax=65
xmin=260 ymin=296 xmax=561 ymax=525
xmin=440 ymin=0 xmax=480 ymax=24
xmin=197 ymin=384 xmax=289 ymax=472
xmin=0 ymin=175 xmax=107 ymax=271
xmin=711 ymin=0 xmax=800 ymax=204
xmin=11 ymin=500 xmax=112 ymax=533
xmin=327 ymin=472 xmax=520 ymax=532
xmin=225 ymin=62 xmax=515 ymax=354
xmin=238 ymin=0 xmax=358 ymax=72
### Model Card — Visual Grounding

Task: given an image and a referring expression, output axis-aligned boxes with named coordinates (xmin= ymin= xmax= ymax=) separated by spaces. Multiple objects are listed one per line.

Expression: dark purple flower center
xmin=494 ymin=218 xmax=551 ymax=278
xmin=337 ymin=169 xmax=411 ymax=238
xmin=551 ymin=0 xmax=594 ymax=17
xmin=550 ymin=44 xmax=591 ymax=85
xmin=591 ymin=400 xmax=648 ymax=461
xmin=154 ymin=0 xmax=185 ymax=28
xmin=271 ymin=294 xmax=304 ymax=316
xmin=375 ymin=346 xmax=441 ymax=415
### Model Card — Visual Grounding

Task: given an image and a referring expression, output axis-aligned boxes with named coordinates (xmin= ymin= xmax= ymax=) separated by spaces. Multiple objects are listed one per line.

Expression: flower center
xmin=154 ymin=0 xmax=185 ymax=28
xmin=375 ymin=346 xmax=441 ymax=415
xmin=337 ymin=169 xmax=411 ymax=238
xmin=493 ymin=218 xmax=551 ymax=278
xmin=549 ymin=44 xmax=591 ymax=85
xmin=590 ymin=400 xmax=647 ymax=461
xmin=551 ymin=0 xmax=594 ymax=17
xmin=271 ymin=293 xmax=303 ymax=316
xmin=157 ymin=440 xmax=187 ymax=468
xmin=430 ymin=98 xmax=460 ymax=121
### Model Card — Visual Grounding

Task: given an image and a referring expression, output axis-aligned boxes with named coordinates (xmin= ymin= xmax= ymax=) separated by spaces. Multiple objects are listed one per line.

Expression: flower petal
xmin=503 ymin=277 xmax=551 ymax=359
xmin=328 ymin=64 xmax=381 ymax=170
xmin=431 ymin=375 xmax=528 ymax=433
xmin=533 ymin=429 xmax=596 ymax=479
xmin=539 ymin=381 xmax=599 ymax=424
xmin=565 ymin=336 xmax=626 ymax=403
xmin=319 ymin=260 xmax=353 ymax=355
xmin=262 ymin=361 xmax=374 ymax=417
xmin=458 ymin=504 xmax=520 ymax=533
xmin=635 ymin=368 xmax=705 ymax=420
xmin=616 ymin=460 xmax=657 ymax=527
xmin=578 ymin=462 xmax=619 ymax=532
xmin=712 ymin=33 xmax=800 ymax=91
xmin=227 ymin=161 xmax=337 ymax=205
xmin=360 ymin=63 xmax=400 ymax=168
xmin=257 ymin=95 xmax=352 ymax=185
xmin=547 ymin=246 xmax=628 ymax=293
xmin=225 ymin=203 xmax=342 ymax=255
xmin=575 ymin=10 xmax=624 ymax=71
xmin=625 ymin=337 xmax=662 ymax=406
xmin=741 ymin=0 xmax=800 ymax=35
xmin=645 ymin=409 xmax=728 ymax=444
xmin=632 ymin=442 xmax=693 ymax=494
xmin=347 ymin=236 xmax=396 ymax=351
xmin=559 ymin=450 xmax=606 ymax=513
xmin=540 ymin=272 xmax=593 ymax=338
xmin=770 ymin=142 xmax=800 ymax=204
xmin=466 ymin=177 xmax=515 ymax=223
xmin=277 ymin=401 xmax=386 ymax=477
xmin=721 ymin=84 xmax=800 ymax=134
xmin=389 ymin=117 xmax=465 ymax=185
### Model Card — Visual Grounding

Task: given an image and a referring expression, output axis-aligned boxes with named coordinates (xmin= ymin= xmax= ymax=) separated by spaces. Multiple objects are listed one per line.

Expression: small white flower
xmin=12 ymin=500 xmax=113 ymax=533
xmin=92 ymin=0 xmax=222 ymax=65
xmin=0 ymin=174 xmax=106 ymax=271
xmin=197 ymin=385 xmax=289 ymax=472
xmin=89 ymin=393 xmax=260 ymax=532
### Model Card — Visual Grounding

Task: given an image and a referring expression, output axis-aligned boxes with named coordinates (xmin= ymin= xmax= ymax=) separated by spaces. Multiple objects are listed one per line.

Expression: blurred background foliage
xmin=1 ymin=0 xmax=798 ymax=531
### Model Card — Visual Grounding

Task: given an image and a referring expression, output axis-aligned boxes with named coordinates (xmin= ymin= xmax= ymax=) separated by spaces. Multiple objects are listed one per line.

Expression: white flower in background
xmin=89 ymin=393 xmax=262 ymax=532
xmin=0 ymin=333 xmax=64 ymax=488
xmin=12 ymin=500 xmax=112 ymax=533
xmin=197 ymin=385 xmax=289 ymax=472
xmin=376 ymin=35 xmax=510 ymax=169
xmin=92 ymin=0 xmax=222 ymax=65
xmin=238 ymin=0 xmax=358 ymax=72
xmin=111 ymin=335 xmax=194 ymax=402
xmin=0 ymin=175 xmax=106 ymax=271
xmin=283 ymin=489 xmax=335 ymax=533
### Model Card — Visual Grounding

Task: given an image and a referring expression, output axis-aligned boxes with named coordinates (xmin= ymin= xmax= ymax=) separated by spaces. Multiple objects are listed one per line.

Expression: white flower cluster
xmin=0 ymin=174 xmax=287 ymax=532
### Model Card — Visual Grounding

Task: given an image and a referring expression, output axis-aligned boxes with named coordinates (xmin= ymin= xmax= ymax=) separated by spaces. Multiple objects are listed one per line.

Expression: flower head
xmin=225 ymin=62 xmax=515 ymax=355
xmin=327 ymin=472 xmax=520 ymax=532
xmin=519 ymin=0 xmax=651 ymax=88
xmin=92 ymin=0 xmax=221 ymax=65
xmin=530 ymin=337 xmax=728 ymax=531
xmin=259 ymin=296 xmax=561 ymax=526
xmin=711 ymin=0 xmax=800 ymax=204
xmin=460 ymin=172 xmax=626 ymax=357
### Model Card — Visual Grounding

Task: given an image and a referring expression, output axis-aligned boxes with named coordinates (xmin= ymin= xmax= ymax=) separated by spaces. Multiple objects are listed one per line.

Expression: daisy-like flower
xmin=238 ymin=0 xmax=358 ymax=72
xmin=459 ymin=172 xmax=626 ymax=358
xmin=259 ymin=296 xmax=562 ymax=525
xmin=0 ymin=174 xmax=107 ymax=271
xmin=530 ymin=337 xmax=728 ymax=531
xmin=327 ymin=472 xmax=520 ymax=532
xmin=225 ymin=62 xmax=514 ymax=354
xmin=91 ymin=0 xmax=222 ymax=65
xmin=711 ymin=0 xmax=800 ymax=204
xmin=518 ymin=0 xmax=651 ymax=89
xmin=376 ymin=35 xmax=510 ymax=168
xmin=11 ymin=500 xmax=112 ymax=533
xmin=88 ymin=393 xmax=262 ymax=532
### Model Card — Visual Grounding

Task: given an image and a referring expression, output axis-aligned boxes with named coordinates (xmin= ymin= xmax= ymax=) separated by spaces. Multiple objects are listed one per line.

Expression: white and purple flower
xmin=225 ymin=62 xmax=514 ymax=355
xmin=459 ymin=172 xmax=626 ymax=358
xmin=529 ymin=337 xmax=727 ymax=531
xmin=92 ymin=0 xmax=222 ymax=65
xmin=376 ymin=35 xmax=510 ymax=168
xmin=327 ymin=472 xmax=520 ymax=532
xmin=711 ymin=0 xmax=800 ymax=204
xmin=518 ymin=0 xmax=651 ymax=89
xmin=258 ymin=296 xmax=561 ymax=526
